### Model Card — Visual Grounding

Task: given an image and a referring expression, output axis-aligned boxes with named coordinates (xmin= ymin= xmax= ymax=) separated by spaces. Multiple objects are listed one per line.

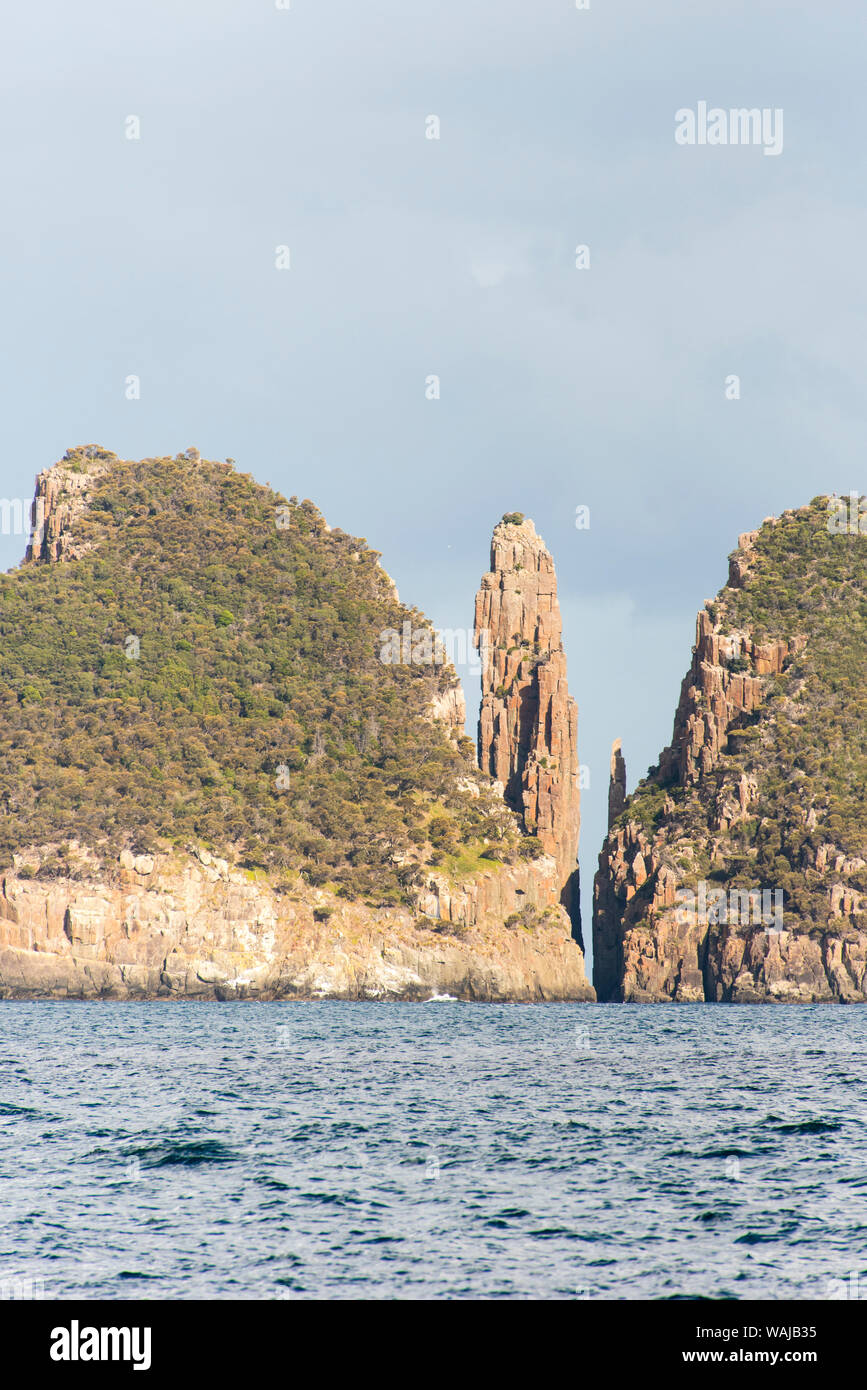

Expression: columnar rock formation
xmin=0 ymin=845 xmax=593 ymax=1002
xmin=473 ymin=516 xmax=583 ymax=943
xmin=608 ymin=740 xmax=626 ymax=828
xmin=593 ymin=508 xmax=867 ymax=1003
xmin=25 ymin=447 xmax=112 ymax=564
xmin=658 ymin=606 xmax=803 ymax=790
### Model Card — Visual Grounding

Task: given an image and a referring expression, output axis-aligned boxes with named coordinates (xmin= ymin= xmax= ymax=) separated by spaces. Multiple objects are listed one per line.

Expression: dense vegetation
xmin=615 ymin=497 xmax=867 ymax=929
xmin=0 ymin=447 xmax=506 ymax=904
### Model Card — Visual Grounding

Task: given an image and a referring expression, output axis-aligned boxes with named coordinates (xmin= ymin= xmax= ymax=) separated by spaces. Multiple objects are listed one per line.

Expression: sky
xmin=1 ymin=0 xmax=865 ymax=946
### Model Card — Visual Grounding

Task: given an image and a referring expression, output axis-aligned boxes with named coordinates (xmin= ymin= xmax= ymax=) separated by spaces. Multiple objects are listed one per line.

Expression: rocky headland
xmin=0 ymin=453 xmax=593 ymax=1001
xmin=594 ymin=503 xmax=867 ymax=1003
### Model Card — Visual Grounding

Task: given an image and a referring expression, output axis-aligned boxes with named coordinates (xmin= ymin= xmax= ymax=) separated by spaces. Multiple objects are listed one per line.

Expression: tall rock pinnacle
xmin=473 ymin=515 xmax=582 ymax=943
xmin=608 ymin=739 xmax=626 ymax=829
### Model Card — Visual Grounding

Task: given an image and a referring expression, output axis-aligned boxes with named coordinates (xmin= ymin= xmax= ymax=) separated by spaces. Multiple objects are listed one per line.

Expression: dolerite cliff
xmin=594 ymin=499 xmax=867 ymax=1003
xmin=0 ymin=844 xmax=586 ymax=1002
xmin=474 ymin=516 xmax=583 ymax=944
xmin=0 ymin=449 xmax=593 ymax=1001
xmin=26 ymin=453 xmax=109 ymax=563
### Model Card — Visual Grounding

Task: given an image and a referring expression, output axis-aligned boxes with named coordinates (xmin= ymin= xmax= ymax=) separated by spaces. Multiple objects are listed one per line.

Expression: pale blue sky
xmin=2 ymin=0 xmax=865 ymax=943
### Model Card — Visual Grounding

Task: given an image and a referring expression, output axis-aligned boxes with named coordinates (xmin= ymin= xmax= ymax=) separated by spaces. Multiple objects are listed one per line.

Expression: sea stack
xmin=473 ymin=515 xmax=583 ymax=945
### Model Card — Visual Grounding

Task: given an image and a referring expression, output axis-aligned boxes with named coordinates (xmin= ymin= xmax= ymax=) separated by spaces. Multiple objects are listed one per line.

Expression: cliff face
xmin=25 ymin=447 xmax=113 ymax=563
xmin=0 ymin=845 xmax=593 ymax=1002
xmin=594 ymin=502 xmax=867 ymax=1003
xmin=0 ymin=452 xmax=594 ymax=1002
xmin=427 ymin=679 xmax=467 ymax=737
xmin=473 ymin=517 xmax=582 ymax=943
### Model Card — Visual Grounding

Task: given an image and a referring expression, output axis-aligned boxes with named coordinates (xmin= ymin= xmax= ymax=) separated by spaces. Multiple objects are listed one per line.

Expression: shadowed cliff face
xmin=594 ymin=500 xmax=867 ymax=1003
xmin=473 ymin=517 xmax=583 ymax=946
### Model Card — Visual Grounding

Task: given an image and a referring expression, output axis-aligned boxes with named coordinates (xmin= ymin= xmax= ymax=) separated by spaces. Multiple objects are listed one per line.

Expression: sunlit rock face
xmin=474 ymin=516 xmax=582 ymax=946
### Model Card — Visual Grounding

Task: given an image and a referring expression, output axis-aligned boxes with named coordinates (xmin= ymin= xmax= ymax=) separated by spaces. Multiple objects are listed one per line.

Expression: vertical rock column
xmin=473 ymin=516 xmax=583 ymax=944
xmin=25 ymin=449 xmax=113 ymax=564
xmin=608 ymin=739 xmax=626 ymax=828
xmin=593 ymin=739 xmax=628 ymax=1001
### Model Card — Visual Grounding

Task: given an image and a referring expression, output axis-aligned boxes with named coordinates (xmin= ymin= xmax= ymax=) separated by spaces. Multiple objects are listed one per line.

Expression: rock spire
xmin=608 ymin=739 xmax=626 ymax=829
xmin=473 ymin=515 xmax=582 ymax=943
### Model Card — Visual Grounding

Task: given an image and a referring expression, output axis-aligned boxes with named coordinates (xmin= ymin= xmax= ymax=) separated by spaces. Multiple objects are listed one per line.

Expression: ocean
xmin=1 ymin=1001 xmax=864 ymax=1300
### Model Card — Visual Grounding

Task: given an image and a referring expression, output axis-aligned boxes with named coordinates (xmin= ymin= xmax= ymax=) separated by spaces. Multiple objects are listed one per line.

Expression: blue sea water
xmin=0 ymin=1002 xmax=865 ymax=1300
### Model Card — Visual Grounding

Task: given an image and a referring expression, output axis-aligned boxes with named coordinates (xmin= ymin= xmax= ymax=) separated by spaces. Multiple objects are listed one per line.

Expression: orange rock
xmin=473 ymin=517 xmax=583 ymax=944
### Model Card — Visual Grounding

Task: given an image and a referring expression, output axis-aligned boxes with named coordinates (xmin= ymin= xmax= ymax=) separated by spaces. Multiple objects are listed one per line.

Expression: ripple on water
xmin=136 ymin=1139 xmax=239 ymax=1168
xmin=0 ymin=1000 xmax=864 ymax=1298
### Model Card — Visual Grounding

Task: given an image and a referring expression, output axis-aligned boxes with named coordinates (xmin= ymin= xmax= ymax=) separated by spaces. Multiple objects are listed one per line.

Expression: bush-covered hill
xmin=718 ymin=497 xmax=867 ymax=893
xmin=608 ymin=496 xmax=867 ymax=933
xmin=0 ymin=447 xmax=508 ymax=904
xmin=592 ymin=496 xmax=867 ymax=1002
